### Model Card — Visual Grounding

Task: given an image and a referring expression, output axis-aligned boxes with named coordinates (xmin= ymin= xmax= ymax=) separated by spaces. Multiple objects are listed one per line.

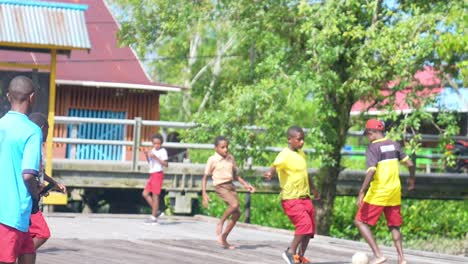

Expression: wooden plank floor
xmin=35 ymin=214 xmax=467 ymax=264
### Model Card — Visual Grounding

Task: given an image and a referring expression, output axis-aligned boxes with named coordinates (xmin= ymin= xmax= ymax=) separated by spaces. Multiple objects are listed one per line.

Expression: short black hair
xmin=214 ymin=135 xmax=228 ymax=146
xmin=8 ymin=75 xmax=35 ymax=103
xmin=29 ymin=112 xmax=48 ymax=128
xmin=287 ymin=126 xmax=304 ymax=138
xmin=151 ymin=133 xmax=164 ymax=143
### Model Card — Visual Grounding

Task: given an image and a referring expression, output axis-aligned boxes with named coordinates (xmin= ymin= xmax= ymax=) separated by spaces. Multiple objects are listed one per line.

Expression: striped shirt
xmin=364 ymin=137 xmax=409 ymax=206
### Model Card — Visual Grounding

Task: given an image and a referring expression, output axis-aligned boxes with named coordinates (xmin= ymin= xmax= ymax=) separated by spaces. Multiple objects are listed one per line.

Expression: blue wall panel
xmin=66 ymin=109 xmax=125 ymax=160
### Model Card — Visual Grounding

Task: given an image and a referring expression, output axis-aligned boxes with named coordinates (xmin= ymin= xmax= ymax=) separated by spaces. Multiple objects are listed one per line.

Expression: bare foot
xmin=216 ymin=222 xmax=223 ymax=236
xmin=370 ymin=256 xmax=387 ymax=264
xmin=217 ymin=237 xmax=236 ymax=249
xmin=399 ymin=260 xmax=407 ymax=264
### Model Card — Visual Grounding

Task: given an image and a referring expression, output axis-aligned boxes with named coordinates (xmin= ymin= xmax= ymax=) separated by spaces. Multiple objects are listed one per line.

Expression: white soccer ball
xmin=352 ymin=252 xmax=369 ymax=264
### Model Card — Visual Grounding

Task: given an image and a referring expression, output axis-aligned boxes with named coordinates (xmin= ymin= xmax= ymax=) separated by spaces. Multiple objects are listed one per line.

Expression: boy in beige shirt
xmin=202 ymin=136 xmax=255 ymax=249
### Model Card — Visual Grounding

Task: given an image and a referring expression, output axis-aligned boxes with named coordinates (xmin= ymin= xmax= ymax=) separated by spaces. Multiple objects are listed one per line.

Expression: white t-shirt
xmin=149 ymin=148 xmax=168 ymax=173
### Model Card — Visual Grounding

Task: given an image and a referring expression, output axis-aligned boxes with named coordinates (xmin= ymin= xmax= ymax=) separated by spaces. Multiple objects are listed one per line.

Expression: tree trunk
xmin=314 ymin=98 xmax=350 ymax=235
xmin=315 ymin=165 xmax=341 ymax=235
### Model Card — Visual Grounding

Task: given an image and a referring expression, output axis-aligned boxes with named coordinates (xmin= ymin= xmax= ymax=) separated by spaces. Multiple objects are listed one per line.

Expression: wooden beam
xmin=0 ymin=62 xmax=50 ymax=70
xmin=51 ymin=160 xmax=468 ymax=200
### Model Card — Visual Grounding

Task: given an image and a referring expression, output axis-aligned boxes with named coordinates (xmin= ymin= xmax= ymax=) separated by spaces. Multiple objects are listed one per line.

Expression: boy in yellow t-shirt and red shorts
xmin=264 ymin=126 xmax=320 ymax=264
xmin=355 ymin=119 xmax=415 ymax=264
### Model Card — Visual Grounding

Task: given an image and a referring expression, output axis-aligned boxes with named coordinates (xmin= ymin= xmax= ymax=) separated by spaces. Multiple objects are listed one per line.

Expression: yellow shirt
xmin=273 ymin=148 xmax=310 ymax=200
xmin=364 ymin=137 xmax=409 ymax=206
xmin=204 ymin=153 xmax=236 ymax=186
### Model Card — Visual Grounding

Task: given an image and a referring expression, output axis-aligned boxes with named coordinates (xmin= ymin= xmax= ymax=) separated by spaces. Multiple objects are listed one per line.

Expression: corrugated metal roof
xmin=0 ymin=0 xmax=184 ymax=92
xmin=351 ymin=67 xmax=448 ymax=115
xmin=0 ymin=0 xmax=91 ymax=50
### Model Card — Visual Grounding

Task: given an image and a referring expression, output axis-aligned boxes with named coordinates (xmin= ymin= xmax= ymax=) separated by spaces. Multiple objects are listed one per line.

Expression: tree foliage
xmin=112 ymin=0 xmax=466 ymax=234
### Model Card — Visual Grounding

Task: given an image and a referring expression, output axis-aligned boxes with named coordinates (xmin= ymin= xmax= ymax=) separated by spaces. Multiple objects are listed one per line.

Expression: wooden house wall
xmin=53 ymin=85 xmax=160 ymax=159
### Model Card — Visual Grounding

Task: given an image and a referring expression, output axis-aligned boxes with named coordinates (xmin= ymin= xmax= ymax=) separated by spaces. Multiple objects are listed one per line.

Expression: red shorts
xmin=0 ymin=223 xmax=35 ymax=263
xmin=355 ymin=202 xmax=402 ymax=226
xmin=281 ymin=198 xmax=315 ymax=236
xmin=144 ymin=171 xmax=164 ymax=195
xmin=30 ymin=211 xmax=51 ymax=239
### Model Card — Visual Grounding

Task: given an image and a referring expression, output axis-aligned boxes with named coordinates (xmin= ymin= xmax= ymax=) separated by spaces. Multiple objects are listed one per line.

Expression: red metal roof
xmin=0 ymin=0 xmax=181 ymax=90
xmin=351 ymin=67 xmax=443 ymax=115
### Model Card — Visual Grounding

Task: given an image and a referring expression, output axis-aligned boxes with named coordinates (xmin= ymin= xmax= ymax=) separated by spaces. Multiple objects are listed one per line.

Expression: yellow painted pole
xmin=45 ymin=49 xmax=57 ymax=177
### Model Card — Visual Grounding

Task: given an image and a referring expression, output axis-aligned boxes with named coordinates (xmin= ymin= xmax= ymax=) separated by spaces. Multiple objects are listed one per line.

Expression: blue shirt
xmin=0 ymin=111 xmax=42 ymax=232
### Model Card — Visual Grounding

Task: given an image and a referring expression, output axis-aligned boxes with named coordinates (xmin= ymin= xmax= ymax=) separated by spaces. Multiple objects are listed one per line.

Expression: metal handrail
xmin=55 ymin=116 xmax=468 ymax=141
xmin=53 ymin=116 xmax=467 ymax=171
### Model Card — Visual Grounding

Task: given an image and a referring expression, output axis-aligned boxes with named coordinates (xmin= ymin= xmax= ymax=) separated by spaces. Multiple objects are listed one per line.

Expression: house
xmin=0 ymin=0 xmax=183 ymax=162
xmin=351 ymin=67 xmax=468 ymax=135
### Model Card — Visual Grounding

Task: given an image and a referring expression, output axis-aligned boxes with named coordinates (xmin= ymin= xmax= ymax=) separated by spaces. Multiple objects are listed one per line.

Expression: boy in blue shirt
xmin=0 ymin=76 xmax=42 ymax=264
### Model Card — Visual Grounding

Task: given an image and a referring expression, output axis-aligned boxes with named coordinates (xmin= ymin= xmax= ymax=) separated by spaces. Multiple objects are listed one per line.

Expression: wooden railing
xmin=48 ymin=116 xmax=468 ymax=214
xmin=52 ymin=116 xmax=468 ymax=170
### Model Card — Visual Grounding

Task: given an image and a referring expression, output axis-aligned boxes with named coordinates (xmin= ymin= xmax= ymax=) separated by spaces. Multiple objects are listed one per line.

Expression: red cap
xmin=365 ymin=119 xmax=384 ymax=131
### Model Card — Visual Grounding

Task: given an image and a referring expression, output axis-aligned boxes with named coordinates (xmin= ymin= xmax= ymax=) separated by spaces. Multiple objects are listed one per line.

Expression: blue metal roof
xmin=0 ymin=0 xmax=91 ymax=50
xmin=0 ymin=0 xmax=87 ymax=10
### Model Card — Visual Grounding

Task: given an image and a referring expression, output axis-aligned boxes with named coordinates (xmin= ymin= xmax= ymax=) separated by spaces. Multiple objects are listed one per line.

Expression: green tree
xmin=113 ymin=0 xmax=465 ymax=234
xmin=113 ymin=0 xmax=243 ymax=121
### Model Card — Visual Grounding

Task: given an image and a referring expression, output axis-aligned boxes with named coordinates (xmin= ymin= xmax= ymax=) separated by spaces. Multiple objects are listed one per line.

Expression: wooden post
xmin=244 ymin=192 xmax=251 ymax=223
xmin=132 ymin=117 xmax=142 ymax=171
xmin=244 ymin=158 xmax=253 ymax=223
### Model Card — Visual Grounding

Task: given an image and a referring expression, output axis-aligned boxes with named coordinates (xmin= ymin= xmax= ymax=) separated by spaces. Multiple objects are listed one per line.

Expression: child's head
xmin=151 ymin=133 xmax=164 ymax=150
xmin=214 ymin=136 xmax=229 ymax=157
xmin=287 ymin=125 xmax=305 ymax=151
xmin=364 ymin=119 xmax=384 ymax=141
xmin=29 ymin=112 xmax=49 ymax=142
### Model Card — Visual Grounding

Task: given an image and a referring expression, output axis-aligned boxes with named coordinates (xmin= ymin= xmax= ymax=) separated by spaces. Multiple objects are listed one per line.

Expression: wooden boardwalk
xmin=36 ymin=213 xmax=467 ymax=264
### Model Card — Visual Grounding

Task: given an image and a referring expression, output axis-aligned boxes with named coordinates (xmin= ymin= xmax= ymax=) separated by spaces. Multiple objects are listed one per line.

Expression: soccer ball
xmin=352 ymin=252 xmax=369 ymax=264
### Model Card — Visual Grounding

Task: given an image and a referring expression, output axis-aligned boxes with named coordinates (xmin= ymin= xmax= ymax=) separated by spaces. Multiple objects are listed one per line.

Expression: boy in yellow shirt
xmin=264 ymin=126 xmax=320 ymax=264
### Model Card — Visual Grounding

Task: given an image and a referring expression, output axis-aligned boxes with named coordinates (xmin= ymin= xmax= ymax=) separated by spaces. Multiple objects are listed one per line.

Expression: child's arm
xmin=309 ymin=176 xmax=320 ymax=200
xmin=263 ymin=166 xmax=276 ymax=180
xmin=144 ymin=149 xmax=151 ymax=162
xmin=356 ymin=169 xmax=375 ymax=208
xmin=155 ymin=156 xmax=168 ymax=168
xmin=403 ymin=158 xmax=416 ymax=190
xmin=235 ymin=175 xmax=256 ymax=193
xmin=146 ymin=150 xmax=169 ymax=167
xmin=201 ymin=173 xmax=210 ymax=208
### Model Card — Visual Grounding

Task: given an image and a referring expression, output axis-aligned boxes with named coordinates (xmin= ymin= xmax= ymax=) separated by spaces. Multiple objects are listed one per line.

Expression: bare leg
xmin=218 ymin=208 xmax=240 ymax=249
xmin=298 ymin=235 xmax=311 ymax=257
xmin=217 ymin=200 xmax=240 ymax=248
xmin=142 ymin=190 xmax=152 ymax=208
xmin=18 ymin=253 xmax=35 ymax=264
xmin=287 ymin=234 xmax=305 ymax=256
xmin=390 ymin=226 xmax=406 ymax=264
xmin=354 ymin=219 xmax=386 ymax=263
xmin=216 ymin=200 xmax=239 ymax=236
xmin=33 ymin=237 xmax=48 ymax=250
xmin=151 ymin=194 xmax=159 ymax=218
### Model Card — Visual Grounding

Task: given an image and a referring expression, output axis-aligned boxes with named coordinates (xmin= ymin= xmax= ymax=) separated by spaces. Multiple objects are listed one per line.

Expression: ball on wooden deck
xmin=351 ymin=252 xmax=369 ymax=264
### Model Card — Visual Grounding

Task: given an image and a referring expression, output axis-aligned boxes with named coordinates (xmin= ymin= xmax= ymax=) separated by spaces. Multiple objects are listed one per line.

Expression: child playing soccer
xmin=354 ymin=119 xmax=415 ymax=264
xmin=143 ymin=133 xmax=168 ymax=224
xmin=202 ymin=136 xmax=256 ymax=249
xmin=264 ymin=126 xmax=320 ymax=264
